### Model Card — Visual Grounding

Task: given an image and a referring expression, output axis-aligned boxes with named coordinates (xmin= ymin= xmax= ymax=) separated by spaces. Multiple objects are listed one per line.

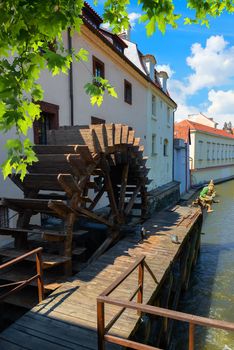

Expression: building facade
xmin=187 ymin=113 xmax=218 ymax=129
xmin=174 ymin=138 xmax=190 ymax=195
xmin=175 ymin=120 xmax=234 ymax=186
xmin=0 ymin=2 xmax=177 ymax=203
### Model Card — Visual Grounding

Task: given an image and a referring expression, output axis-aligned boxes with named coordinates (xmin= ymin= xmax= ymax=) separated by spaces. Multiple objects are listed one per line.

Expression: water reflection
xmin=171 ymin=181 xmax=234 ymax=349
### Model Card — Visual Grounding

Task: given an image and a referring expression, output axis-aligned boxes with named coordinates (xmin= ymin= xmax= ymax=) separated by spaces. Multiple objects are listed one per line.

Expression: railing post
xmin=137 ymin=259 xmax=144 ymax=315
xmin=97 ymin=299 xmax=105 ymax=350
xmin=189 ymin=322 xmax=195 ymax=350
xmin=36 ymin=250 xmax=44 ymax=302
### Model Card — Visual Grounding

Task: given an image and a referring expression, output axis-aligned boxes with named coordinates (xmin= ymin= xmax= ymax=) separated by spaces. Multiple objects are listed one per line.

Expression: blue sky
xmin=93 ymin=0 xmax=234 ymax=127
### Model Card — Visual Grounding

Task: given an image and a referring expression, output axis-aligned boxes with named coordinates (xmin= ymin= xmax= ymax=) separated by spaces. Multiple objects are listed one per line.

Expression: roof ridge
xmin=177 ymin=119 xmax=234 ymax=139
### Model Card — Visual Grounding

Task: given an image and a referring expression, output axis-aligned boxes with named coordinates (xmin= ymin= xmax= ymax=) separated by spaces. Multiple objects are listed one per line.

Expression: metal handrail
xmin=97 ymin=256 xmax=234 ymax=350
xmin=0 ymin=247 xmax=44 ymax=303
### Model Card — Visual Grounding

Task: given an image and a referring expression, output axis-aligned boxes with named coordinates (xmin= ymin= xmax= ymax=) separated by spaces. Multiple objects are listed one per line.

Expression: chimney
xmin=142 ymin=54 xmax=156 ymax=80
xmin=119 ymin=24 xmax=131 ymax=41
xmin=158 ymin=71 xmax=169 ymax=92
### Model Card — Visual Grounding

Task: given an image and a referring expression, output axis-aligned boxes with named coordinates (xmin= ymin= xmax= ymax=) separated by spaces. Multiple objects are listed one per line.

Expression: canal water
xmin=172 ymin=180 xmax=234 ymax=350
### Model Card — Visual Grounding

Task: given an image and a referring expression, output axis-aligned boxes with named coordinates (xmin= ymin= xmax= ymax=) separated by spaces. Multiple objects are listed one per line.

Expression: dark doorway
xmin=33 ymin=101 xmax=59 ymax=144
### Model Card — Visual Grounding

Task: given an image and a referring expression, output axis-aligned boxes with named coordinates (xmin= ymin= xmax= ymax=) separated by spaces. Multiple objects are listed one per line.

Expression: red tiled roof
xmin=174 ymin=124 xmax=190 ymax=143
xmin=175 ymin=120 xmax=234 ymax=140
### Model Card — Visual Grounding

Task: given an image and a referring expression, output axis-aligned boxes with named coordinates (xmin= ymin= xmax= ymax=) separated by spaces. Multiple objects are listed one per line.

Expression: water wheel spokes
xmin=5 ymin=123 xmax=150 ymax=273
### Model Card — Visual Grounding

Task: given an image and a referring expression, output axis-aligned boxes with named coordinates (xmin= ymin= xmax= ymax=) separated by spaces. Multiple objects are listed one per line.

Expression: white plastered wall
xmin=147 ymin=92 xmax=174 ymax=189
xmin=190 ymin=130 xmax=234 ymax=185
xmin=0 ymin=27 xmax=176 ymax=207
xmin=71 ymin=31 xmax=148 ymax=140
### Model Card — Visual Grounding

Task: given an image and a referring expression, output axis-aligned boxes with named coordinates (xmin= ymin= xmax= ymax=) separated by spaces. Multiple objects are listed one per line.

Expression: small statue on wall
xmin=192 ymin=179 xmax=220 ymax=213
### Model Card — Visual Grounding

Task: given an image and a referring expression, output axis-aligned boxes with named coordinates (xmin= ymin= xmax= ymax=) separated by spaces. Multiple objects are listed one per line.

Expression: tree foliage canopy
xmin=103 ymin=0 xmax=234 ymax=35
xmin=0 ymin=0 xmax=233 ymax=178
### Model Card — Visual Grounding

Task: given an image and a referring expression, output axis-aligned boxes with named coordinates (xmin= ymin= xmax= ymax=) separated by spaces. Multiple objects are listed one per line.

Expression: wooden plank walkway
xmin=0 ymin=205 xmax=201 ymax=350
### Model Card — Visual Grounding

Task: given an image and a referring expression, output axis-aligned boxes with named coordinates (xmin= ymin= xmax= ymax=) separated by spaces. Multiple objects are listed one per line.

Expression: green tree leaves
xmin=0 ymin=0 xmax=234 ymax=181
xmin=0 ymin=0 xmax=85 ymax=179
xmin=1 ymin=138 xmax=38 ymax=180
xmin=84 ymin=77 xmax=118 ymax=107
xmin=103 ymin=0 xmax=130 ymax=34
xmin=138 ymin=0 xmax=180 ymax=35
xmin=185 ymin=0 xmax=234 ymax=26
xmin=102 ymin=0 xmax=234 ymax=35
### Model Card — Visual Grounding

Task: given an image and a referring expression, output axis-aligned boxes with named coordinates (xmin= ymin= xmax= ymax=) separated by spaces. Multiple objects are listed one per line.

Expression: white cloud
xmin=169 ymin=78 xmax=199 ymax=120
xmin=185 ymin=35 xmax=234 ymax=94
xmin=206 ymin=89 xmax=234 ymax=125
xmin=175 ymin=103 xmax=199 ymax=121
xmin=164 ymin=35 xmax=234 ymax=122
xmin=128 ymin=12 xmax=141 ymax=28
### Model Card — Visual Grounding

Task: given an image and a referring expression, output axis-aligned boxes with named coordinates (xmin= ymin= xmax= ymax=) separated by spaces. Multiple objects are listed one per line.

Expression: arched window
xmin=163 ymin=139 xmax=168 ymax=156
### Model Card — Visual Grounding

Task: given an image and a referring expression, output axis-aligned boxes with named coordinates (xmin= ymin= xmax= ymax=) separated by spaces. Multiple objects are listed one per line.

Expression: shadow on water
xmin=171 ymin=180 xmax=234 ymax=350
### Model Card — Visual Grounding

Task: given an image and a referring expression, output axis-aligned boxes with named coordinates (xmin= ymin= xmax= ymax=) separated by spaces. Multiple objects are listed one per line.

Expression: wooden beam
xmin=74 ymin=145 xmax=93 ymax=163
xmin=88 ymin=185 xmax=105 ymax=211
xmin=67 ymin=154 xmax=88 ymax=176
xmin=42 ymin=232 xmax=66 ymax=242
xmin=121 ymin=125 xmax=129 ymax=144
xmin=101 ymin=157 xmax=120 ymax=222
xmin=15 ymin=191 xmax=38 ymax=249
xmin=48 ymin=200 xmax=72 ymax=219
xmin=80 ymin=196 xmax=93 ymax=203
xmin=91 ymin=124 xmax=107 ymax=153
xmin=29 ymin=154 xmax=72 ymax=174
xmin=127 ymin=130 xmax=135 ymax=144
xmin=9 ymin=174 xmax=25 ymax=192
xmin=33 ymin=145 xmax=76 ymax=154
xmin=118 ymin=163 xmax=129 ymax=213
xmin=114 ymin=124 xmax=122 ymax=145
xmin=63 ymin=212 xmax=76 ymax=275
xmin=71 ymin=206 xmax=113 ymax=227
xmin=2 ymin=198 xmax=51 ymax=213
xmin=133 ymin=137 xmax=140 ymax=146
xmin=86 ymin=181 xmax=99 ymax=190
xmin=124 ymin=182 xmax=142 ymax=216
xmin=0 ymin=228 xmax=66 ymax=243
xmin=13 ymin=173 xmax=62 ymax=192
xmin=105 ymin=124 xmax=114 ymax=148
xmin=58 ymin=174 xmax=81 ymax=198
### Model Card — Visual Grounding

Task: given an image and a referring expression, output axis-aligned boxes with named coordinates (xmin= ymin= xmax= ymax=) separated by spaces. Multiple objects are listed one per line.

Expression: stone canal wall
xmin=147 ymin=181 xmax=180 ymax=216
xmin=130 ymin=208 xmax=202 ymax=348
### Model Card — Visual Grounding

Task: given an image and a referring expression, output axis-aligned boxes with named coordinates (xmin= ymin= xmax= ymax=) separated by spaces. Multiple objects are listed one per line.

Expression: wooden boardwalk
xmin=0 ymin=205 xmax=201 ymax=350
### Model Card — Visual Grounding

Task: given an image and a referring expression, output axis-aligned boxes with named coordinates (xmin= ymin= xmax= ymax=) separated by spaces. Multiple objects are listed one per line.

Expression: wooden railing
xmin=97 ymin=255 xmax=234 ymax=350
xmin=0 ymin=247 xmax=44 ymax=303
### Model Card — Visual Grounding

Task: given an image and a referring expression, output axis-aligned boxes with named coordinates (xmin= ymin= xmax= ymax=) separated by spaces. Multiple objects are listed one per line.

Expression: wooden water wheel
xmin=0 ymin=123 xmax=150 ymax=277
